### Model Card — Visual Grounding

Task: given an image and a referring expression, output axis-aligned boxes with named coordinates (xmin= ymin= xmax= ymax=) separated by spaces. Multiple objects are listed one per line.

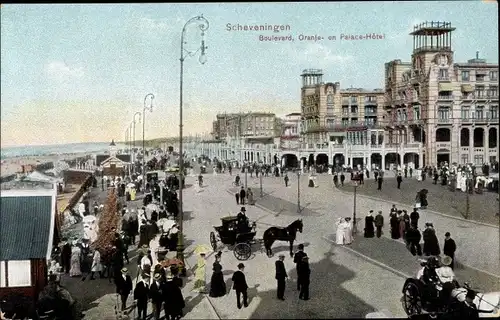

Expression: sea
xmin=0 ymin=142 xmax=126 ymax=159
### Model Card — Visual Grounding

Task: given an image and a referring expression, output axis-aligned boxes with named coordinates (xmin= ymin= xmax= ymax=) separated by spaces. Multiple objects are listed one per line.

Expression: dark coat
xmin=275 ymin=260 xmax=287 ymax=280
xmin=293 ymin=251 xmax=307 ymax=272
xmin=231 ymin=270 xmax=248 ymax=291
xmin=163 ymin=280 xmax=185 ymax=314
xmin=239 ymin=189 xmax=246 ymax=199
xmin=443 ymin=238 xmax=457 ymax=258
xmin=298 ymin=262 xmax=311 ymax=284
xmin=133 ymin=281 xmax=150 ymax=304
xmin=375 ymin=214 xmax=384 ymax=227
xmin=423 ymin=228 xmax=441 ymax=256
xmin=406 ymin=228 xmax=421 ymax=244
xmin=116 ymin=275 xmax=133 ymax=295
xmin=149 ymin=280 xmax=164 ymax=304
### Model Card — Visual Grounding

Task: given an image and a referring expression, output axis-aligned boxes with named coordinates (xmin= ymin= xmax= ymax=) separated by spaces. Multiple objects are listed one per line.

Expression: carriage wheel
xmin=210 ymin=232 xmax=217 ymax=251
xmin=402 ymin=282 xmax=423 ymax=316
xmin=234 ymin=243 xmax=252 ymax=261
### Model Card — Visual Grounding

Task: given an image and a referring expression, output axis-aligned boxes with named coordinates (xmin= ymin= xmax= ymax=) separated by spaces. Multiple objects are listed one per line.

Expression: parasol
xmin=161 ymin=257 xmax=184 ymax=267
xmin=193 ymin=244 xmax=212 ymax=255
xmin=146 ymin=203 xmax=160 ymax=212
xmin=83 ymin=215 xmax=97 ymax=224
xmin=157 ymin=218 xmax=175 ymax=232
xmin=127 ymin=183 xmax=136 ymax=188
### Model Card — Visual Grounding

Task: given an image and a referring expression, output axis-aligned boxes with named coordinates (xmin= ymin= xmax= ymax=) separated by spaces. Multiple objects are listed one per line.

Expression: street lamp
xmin=125 ymin=128 xmax=129 ymax=154
xmin=177 ymin=15 xmax=209 ymax=267
xmin=297 ymin=170 xmax=301 ymax=213
xmin=259 ymin=169 xmax=263 ymax=197
xmin=352 ymin=179 xmax=359 ymax=234
xmin=132 ymin=111 xmax=142 ymax=164
xmin=142 ymin=93 xmax=155 ymax=190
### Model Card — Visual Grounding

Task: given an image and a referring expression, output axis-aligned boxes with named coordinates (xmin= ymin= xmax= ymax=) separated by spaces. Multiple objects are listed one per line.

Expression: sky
xmin=1 ymin=2 xmax=498 ymax=147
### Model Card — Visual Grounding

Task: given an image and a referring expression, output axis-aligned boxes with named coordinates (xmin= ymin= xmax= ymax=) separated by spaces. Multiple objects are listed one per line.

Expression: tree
xmin=92 ymin=188 xmax=120 ymax=252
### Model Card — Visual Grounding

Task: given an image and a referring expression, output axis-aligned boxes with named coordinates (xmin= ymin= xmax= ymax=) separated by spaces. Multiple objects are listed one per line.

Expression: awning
xmin=438 ymin=83 xmax=454 ymax=92
xmin=461 ymin=84 xmax=474 ymax=92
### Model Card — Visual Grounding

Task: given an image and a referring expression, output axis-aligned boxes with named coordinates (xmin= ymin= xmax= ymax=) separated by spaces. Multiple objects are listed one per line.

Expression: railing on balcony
xmin=473 ymin=117 xmax=489 ymax=123
xmin=438 ymin=95 xmax=453 ymax=100
xmin=438 ymin=76 xmax=450 ymax=81
xmin=436 ymin=142 xmax=451 ymax=149
xmin=437 ymin=118 xmax=451 ymax=123
xmin=404 ymin=143 xmax=421 ymax=148
xmin=364 ymin=110 xmax=377 ymax=115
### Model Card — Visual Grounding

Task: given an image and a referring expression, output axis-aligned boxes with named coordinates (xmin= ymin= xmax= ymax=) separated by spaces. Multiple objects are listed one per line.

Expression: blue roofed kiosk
xmin=0 ymin=187 xmax=58 ymax=309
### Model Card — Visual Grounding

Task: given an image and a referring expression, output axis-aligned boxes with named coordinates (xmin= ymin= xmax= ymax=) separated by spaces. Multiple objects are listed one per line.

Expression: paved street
xmin=341 ymin=175 xmax=499 ymax=226
xmin=242 ymin=173 xmax=499 ymax=280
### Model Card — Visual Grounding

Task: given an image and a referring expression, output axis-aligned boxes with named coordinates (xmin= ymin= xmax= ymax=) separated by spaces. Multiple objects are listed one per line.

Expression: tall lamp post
xmin=297 ymin=170 xmax=301 ymax=213
xmin=125 ymin=128 xmax=129 ymax=154
xmin=177 ymin=15 xmax=209 ymax=268
xmin=132 ymin=111 xmax=142 ymax=165
xmin=142 ymin=93 xmax=155 ymax=189
xmin=352 ymin=179 xmax=359 ymax=234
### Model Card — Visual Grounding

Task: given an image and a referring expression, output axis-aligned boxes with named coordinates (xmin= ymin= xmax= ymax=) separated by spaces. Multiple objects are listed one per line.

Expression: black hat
xmin=298 ymin=244 xmax=304 ymax=250
xmin=369 ymin=210 xmax=373 ymax=213
xmin=241 ymin=207 xmax=246 ymax=212
xmin=237 ymin=263 xmax=245 ymax=269
xmin=445 ymin=232 xmax=451 ymax=237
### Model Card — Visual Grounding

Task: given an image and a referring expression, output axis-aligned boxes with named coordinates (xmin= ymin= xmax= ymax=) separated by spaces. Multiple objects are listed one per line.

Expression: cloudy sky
xmin=1 ymin=2 xmax=498 ymax=147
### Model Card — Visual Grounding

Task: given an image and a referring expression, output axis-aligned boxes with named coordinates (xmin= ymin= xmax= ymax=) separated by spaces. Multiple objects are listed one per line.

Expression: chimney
xmin=476 ymin=51 xmax=479 ymax=59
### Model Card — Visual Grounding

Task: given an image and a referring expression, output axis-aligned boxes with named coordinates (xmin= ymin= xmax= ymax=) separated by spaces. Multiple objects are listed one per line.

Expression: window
xmin=461 ymin=154 xmax=469 ymax=164
xmin=342 ymin=106 xmax=349 ymax=115
xmin=351 ymin=106 xmax=358 ymax=113
xmin=341 ymin=118 xmax=349 ymax=126
xmin=475 ymin=106 xmax=484 ymax=119
xmin=490 ymin=105 xmax=498 ymax=119
xmin=476 ymin=74 xmax=485 ymax=82
xmin=413 ymin=106 xmax=421 ymax=120
xmin=342 ymin=97 xmax=349 ymax=105
xmin=488 ymin=86 xmax=498 ymax=98
xmin=461 ymin=71 xmax=470 ymax=81
xmin=438 ymin=107 xmax=450 ymax=120
xmin=461 ymin=107 xmax=470 ymax=119
xmin=351 ymin=118 xmax=358 ymax=125
xmin=327 ymin=94 xmax=334 ymax=105
xmin=474 ymin=155 xmax=484 ymax=165
xmin=475 ymin=86 xmax=485 ymax=98
xmin=350 ymin=96 xmax=357 ymax=104
xmin=402 ymin=109 xmax=408 ymax=121
xmin=439 ymin=69 xmax=449 ymax=80
xmin=365 ymin=96 xmax=377 ymax=103
xmin=490 ymin=71 xmax=498 ymax=81
xmin=1 ymin=261 xmax=32 ymax=287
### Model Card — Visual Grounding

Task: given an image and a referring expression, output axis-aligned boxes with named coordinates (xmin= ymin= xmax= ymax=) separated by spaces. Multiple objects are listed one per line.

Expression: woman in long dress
xmin=364 ymin=212 xmax=375 ymax=238
xmin=247 ymin=188 xmax=254 ymax=205
xmin=390 ymin=214 xmax=401 ymax=239
xmin=335 ymin=218 xmax=346 ymax=245
xmin=209 ymin=252 xmax=226 ymax=297
xmin=90 ymin=249 xmax=103 ymax=279
xmin=344 ymin=218 xmax=353 ymax=244
xmin=193 ymin=253 xmax=207 ymax=293
xmin=69 ymin=244 xmax=82 ymax=277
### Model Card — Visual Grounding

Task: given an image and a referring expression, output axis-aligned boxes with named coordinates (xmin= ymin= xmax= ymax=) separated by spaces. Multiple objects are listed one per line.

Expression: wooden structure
xmin=0 ymin=187 xmax=58 ymax=306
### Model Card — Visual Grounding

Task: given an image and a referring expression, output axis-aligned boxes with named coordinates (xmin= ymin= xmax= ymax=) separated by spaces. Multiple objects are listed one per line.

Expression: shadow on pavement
xmin=340 ymin=178 xmax=498 ymax=225
xmin=247 ymin=248 xmax=377 ymax=319
xmin=183 ymin=210 xmax=195 ymax=221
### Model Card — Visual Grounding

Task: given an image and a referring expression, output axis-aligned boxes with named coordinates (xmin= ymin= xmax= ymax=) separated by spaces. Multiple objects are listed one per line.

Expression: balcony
xmin=364 ymin=110 xmax=377 ymax=115
xmin=404 ymin=143 xmax=421 ymax=148
xmin=437 ymin=118 xmax=451 ymax=123
xmin=438 ymin=94 xmax=453 ymax=101
xmin=473 ymin=117 xmax=489 ymax=123
xmin=487 ymin=94 xmax=499 ymax=100
xmin=438 ymin=76 xmax=451 ymax=82
xmin=436 ymin=142 xmax=451 ymax=149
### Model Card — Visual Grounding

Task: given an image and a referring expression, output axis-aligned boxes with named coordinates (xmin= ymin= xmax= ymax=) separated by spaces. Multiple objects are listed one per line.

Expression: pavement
xmin=62 ymin=165 xmax=499 ymax=319
xmin=340 ymin=174 xmax=500 ymax=226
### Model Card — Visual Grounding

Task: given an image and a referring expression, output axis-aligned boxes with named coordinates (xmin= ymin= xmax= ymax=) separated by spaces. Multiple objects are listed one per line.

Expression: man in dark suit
xmin=275 ymin=254 xmax=288 ymax=300
xmin=60 ymin=240 xmax=71 ymax=274
xmin=298 ymin=256 xmax=311 ymax=300
xmin=163 ymin=274 xmax=185 ymax=320
xmin=239 ymin=186 xmax=246 ymax=205
xmin=293 ymin=244 xmax=307 ymax=291
xmin=231 ymin=263 xmax=248 ymax=309
xmin=116 ymin=268 xmax=133 ymax=311
xmin=150 ymin=273 xmax=165 ymax=320
xmin=133 ymin=273 xmax=150 ymax=320
xmin=443 ymin=232 xmax=457 ymax=270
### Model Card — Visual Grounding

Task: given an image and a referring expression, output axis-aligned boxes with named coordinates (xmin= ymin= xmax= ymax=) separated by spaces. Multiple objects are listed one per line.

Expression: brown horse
xmin=263 ymin=219 xmax=303 ymax=257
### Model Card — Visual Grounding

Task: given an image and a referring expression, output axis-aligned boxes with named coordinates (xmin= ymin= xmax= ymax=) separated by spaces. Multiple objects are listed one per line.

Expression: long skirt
xmin=209 ymin=272 xmax=226 ymax=297
xmin=364 ymin=225 xmax=375 ymax=238
xmin=70 ymin=256 xmax=81 ymax=277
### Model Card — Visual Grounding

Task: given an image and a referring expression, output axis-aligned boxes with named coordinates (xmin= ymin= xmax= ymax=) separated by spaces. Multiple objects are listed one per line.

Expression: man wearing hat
xmin=293 ymin=244 xmax=307 ymax=291
xmin=134 ymin=273 xmax=150 ymax=320
xmin=116 ymin=267 xmax=133 ymax=311
xmin=164 ymin=274 xmax=185 ymax=320
xmin=231 ymin=263 xmax=248 ymax=309
xmin=150 ymin=273 xmax=165 ymax=319
xmin=298 ymin=256 xmax=311 ymax=300
xmin=275 ymin=254 xmax=288 ymax=300
xmin=237 ymin=207 xmax=248 ymax=232
xmin=436 ymin=255 xmax=456 ymax=305
xmin=374 ymin=211 xmax=384 ymax=238
xmin=239 ymin=186 xmax=246 ymax=205
xmin=443 ymin=232 xmax=456 ymax=270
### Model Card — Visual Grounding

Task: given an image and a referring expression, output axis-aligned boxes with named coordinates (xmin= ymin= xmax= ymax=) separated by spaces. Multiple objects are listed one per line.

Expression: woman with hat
xmin=164 ymin=273 xmax=186 ymax=320
xmin=209 ymin=251 xmax=226 ymax=298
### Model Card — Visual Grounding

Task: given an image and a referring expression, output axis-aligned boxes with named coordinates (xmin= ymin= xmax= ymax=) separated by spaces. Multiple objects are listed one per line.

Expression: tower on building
xmin=301 ymin=69 xmax=323 ymax=87
xmin=109 ymin=139 xmax=117 ymax=157
xmin=410 ymin=21 xmax=456 ymax=70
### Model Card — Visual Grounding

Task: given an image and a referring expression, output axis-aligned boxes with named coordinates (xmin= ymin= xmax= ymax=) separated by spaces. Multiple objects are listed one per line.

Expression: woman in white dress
xmin=69 ymin=243 xmax=82 ymax=277
xmin=90 ymin=249 xmax=103 ymax=279
xmin=344 ymin=218 xmax=353 ymax=245
xmin=336 ymin=218 xmax=347 ymax=245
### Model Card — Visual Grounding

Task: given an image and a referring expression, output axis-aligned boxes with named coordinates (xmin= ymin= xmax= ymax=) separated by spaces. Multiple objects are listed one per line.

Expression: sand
xmin=0 ymin=152 xmax=91 ymax=177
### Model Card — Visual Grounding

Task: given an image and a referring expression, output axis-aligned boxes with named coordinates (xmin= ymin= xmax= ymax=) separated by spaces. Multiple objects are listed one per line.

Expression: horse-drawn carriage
xmin=210 ymin=216 xmax=257 ymax=261
xmin=401 ymin=258 xmax=499 ymax=318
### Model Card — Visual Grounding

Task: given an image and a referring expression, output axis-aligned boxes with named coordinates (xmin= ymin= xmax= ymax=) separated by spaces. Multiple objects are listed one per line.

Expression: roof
xmin=0 ymin=188 xmax=57 ymax=261
xmin=25 ymin=171 xmax=63 ymax=183
xmin=100 ymin=155 xmax=130 ymax=166
xmin=96 ymin=154 xmax=131 ymax=166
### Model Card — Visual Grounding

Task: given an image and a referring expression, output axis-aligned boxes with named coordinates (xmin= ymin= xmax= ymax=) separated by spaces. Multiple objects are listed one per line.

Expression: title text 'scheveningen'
xmin=226 ymin=23 xmax=291 ymax=33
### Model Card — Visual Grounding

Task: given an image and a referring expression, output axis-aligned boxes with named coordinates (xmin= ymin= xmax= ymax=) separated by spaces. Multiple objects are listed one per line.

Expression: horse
xmin=263 ymin=219 xmax=303 ymax=257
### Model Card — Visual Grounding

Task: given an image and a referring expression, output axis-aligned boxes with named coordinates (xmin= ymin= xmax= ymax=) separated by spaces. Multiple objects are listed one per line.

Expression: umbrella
xmin=193 ymin=244 xmax=212 ymax=255
xmin=127 ymin=183 xmax=136 ymax=188
xmin=420 ymin=189 xmax=428 ymax=194
xmin=157 ymin=218 xmax=175 ymax=232
xmin=146 ymin=203 xmax=160 ymax=212
xmin=161 ymin=258 xmax=184 ymax=268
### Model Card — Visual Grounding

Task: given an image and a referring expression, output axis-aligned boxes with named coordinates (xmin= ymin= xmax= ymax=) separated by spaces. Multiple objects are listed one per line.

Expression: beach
xmin=0 ymin=152 xmax=93 ymax=177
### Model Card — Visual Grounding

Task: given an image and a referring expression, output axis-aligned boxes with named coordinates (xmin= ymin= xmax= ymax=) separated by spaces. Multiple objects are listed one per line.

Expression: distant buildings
xmin=188 ymin=21 xmax=498 ymax=169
